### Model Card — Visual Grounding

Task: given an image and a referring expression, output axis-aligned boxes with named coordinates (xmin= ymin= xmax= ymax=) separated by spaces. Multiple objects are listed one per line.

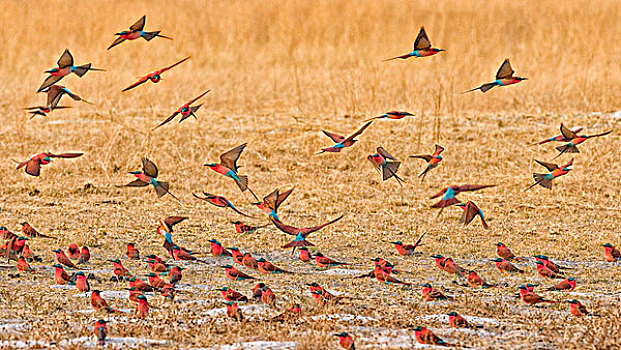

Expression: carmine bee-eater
xmin=204 ymin=143 xmax=258 ymax=199
xmin=54 ymin=249 xmax=79 ymax=269
xmin=122 ymin=56 xmax=190 ymax=92
xmin=75 ymin=271 xmax=90 ymax=292
xmin=412 ymin=326 xmax=450 ymax=346
xmin=37 ymin=49 xmax=105 ymax=92
xmin=126 ymin=243 xmax=140 ymax=259
xmin=530 ymin=126 xmax=584 ymax=145
xmin=225 ymin=301 xmax=244 ymax=321
xmin=456 ymin=201 xmax=489 ymax=229
xmin=603 ymin=243 xmax=621 ymax=262
xmin=135 ymin=294 xmax=149 ymax=318
xmin=128 ymin=276 xmax=154 ymax=292
xmin=0 ymin=226 xmax=16 ymax=240
xmin=253 ymin=187 xmax=295 ymax=221
xmin=252 ymin=283 xmax=267 ymax=301
xmin=15 ymin=152 xmax=83 ymax=177
xmin=536 ymin=261 xmax=563 ymax=279
xmin=154 ymin=89 xmax=210 ymax=128
xmin=21 ymin=222 xmax=53 ymax=239
xmin=526 ymin=158 xmax=573 ymax=190
xmin=333 ymin=332 xmax=355 ymax=350
xmin=24 ymin=105 xmax=70 ymax=119
xmin=123 ymin=157 xmax=180 ymax=200
xmin=108 ymin=15 xmax=172 ymax=50
xmin=208 ymin=239 xmax=231 ymax=257
xmin=146 ymin=258 xmax=169 ymax=273
xmin=232 ymin=221 xmax=268 ymax=234
xmin=383 ymin=27 xmax=444 ymax=61
xmin=23 ymin=244 xmax=41 ymax=263
xmin=430 ymin=184 xmax=495 ymax=213
xmin=518 ymin=285 xmax=555 ymax=305
xmin=53 ymin=264 xmax=73 ymax=285
xmin=298 ymin=247 xmax=312 ymax=262
xmin=222 ymin=264 xmax=255 ymax=281
xmin=442 ymin=258 xmax=467 ymax=277
xmin=218 ymin=287 xmax=249 ymax=302
xmin=363 ymin=110 xmax=414 ymax=122
xmin=147 ymin=272 xmax=168 ymax=289
xmin=91 ymin=290 xmax=119 ymax=313
xmin=552 ymin=123 xmax=612 ymax=159
xmin=40 ymin=84 xmax=92 ymax=105
xmin=367 ymin=147 xmax=404 ymax=185
xmin=373 ymin=265 xmax=411 ymax=285
xmin=126 ymin=287 xmax=143 ymax=303
xmin=108 ymin=259 xmax=131 ymax=281
xmin=16 ymin=257 xmax=36 ymax=273
xmin=492 ymin=258 xmax=524 ymax=274
xmin=172 ymin=245 xmax=205 ymax=263
xmin=94 ymin=320 xmax=107 ymax=346
xmin=411 ymin=144 xmax=444 ymax=181
xmin=68 ymin=243 xmax=80 ymax=259
xmin=432 ymin=254 xmax=446 ymax=270
xmin=448 ymin=311 xmax=483 ymax=329
xmin=547 ymin=277 xmax=576 ymax=291
xmin=422 ymin=283 xmax=450 ymax=301
xmin=193 ymin=193 xmax=253 ymax=217
xmin=257 ymin=258 xmax=293 ymax=274
xmin=229 ymin=247 xmax=244 ymax=265
xmin=271 ymin=215 xmax=345 ymax=253
xmin=464 ymin=59 xmax=527 ymax=93
xmin=169 ymin=266 xmax=183 ymax=286
xmin=313 ymin=253 xmax=349 ymax=268
xmin=496 ymin=242 xmax=523 ymax=261
xmin=391 ymin=233 xmax=426 ymax=256
xmin=568 ymin=300 xmax=591 ymax=316
xmin=78 ymin=246 xmax=90 ymax=264
xmin=534 ymin=255 xmax=570 ymax=273
xmin=261 ymin=285 xmax=276 ymax=306
xmin=316 ymin=121 xmax=373 ymax=154
xmin=2 ymin=236 xmax=28 ymax=261
xmin=241 ymin=253 xmax=259 ymax=270
xmin=467 ymin=271 xmax=495 ymax=288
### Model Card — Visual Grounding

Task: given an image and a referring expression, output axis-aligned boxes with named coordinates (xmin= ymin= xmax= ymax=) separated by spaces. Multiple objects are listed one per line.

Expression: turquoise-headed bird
xmin=204 ymin=143 xmax=258 ymax=200
xmin=455 ymin=201 xmax=488 ymax=229
xmin=193 ymin=192 xmax=253 ymax=217
xmin=363 ymin=111 xmax=414 ymax=122
xmin=464 ymin=59 xmax=527 ymax=93
xmin=123 ymin=157 xmax=180 ymax=201
xmin=270 ymin=215 xmax=344 ymax=253
xmin=316 ymin=121 xmax=373 ymax=154
xmin=108 ymin=16 xmax=172 ymax=50
xmin=254 ymin=187 xmax=295 ymax=221
xmin=38 ymin=49 xmax=105 ymax=92
xmin=553 ymin=124 xmax=612 ymax=159
xmin=526 ymin=158 xmax=573 ymax=190
xmin=367 ymin=147 xmax=404 ymax=185
xmin=383 ymin=27 xmax=444 ymax=61
xmin=410 ymin=144 xmax=444 ymax=181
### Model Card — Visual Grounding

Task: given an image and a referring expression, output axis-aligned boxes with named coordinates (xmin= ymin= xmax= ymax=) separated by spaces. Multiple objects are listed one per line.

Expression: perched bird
xmin=108 ymin=15 xmax=172 ymax=50
xmin=448 ymin=311 xmax=482 ymax=329
xmin=333 ymin=332 xmax=356 ymax=350
xmin=456 ymin=201 xmax=489 ymax=229
xmin=23 ymin=244 xmax=41 ymax=263
xmin=390 ymin=233 xmax=426 ymax=255
xmin=16 ymin=257 xmax=36 ymax=273
xmin=147 ymin=272 xmax=168 ymax=289
xmin=75 ymin=271 xmax=90 ymax=292
xmin=568 ymin=300 xmax=591 ymax=316
xmin=526 ymin=158 xmax=573 ymax=190
xmin=530 ymin=126 xmax=584 ymax=145
xmin=93 ymin=320 xmax=107 ymax=346
xmin=123 ymin=157 xmax=179 ymax=200
xmin=78 ymin=246 xmax=90 ymax=265
xmin=432 ymin=254 xmax=446 ymax=270
xmin=128 ymin=276 xmax=154 ymax=292
xmin=204 ymin=143 xmax=257 ymax=199
xmin=496 ymin=242 xmax=523 ymax=261
xmin=363 ymin=110 xmax=414 ymax=122
xmin=260 ymin=286 xmax=276 ymax=306
xmin=536 ymin=261 xmax=563 ymax=279
xmin=218 ymin=287 xmax=248 ymax=302
xmin=313 ymin=253 xmax=349 ymax=268
xmin=232 ymin=221 xmax=268 ymax=234
xmin=208 ymin=239 xmax=231 ymax=257
xmin=2 ymin=236 xmax=28 ymax=261
xmin=410 ymin=144 xmax=444 ymax=181
xmin=547 ymin=277 xmax=576 ymax=291
xmin=552 ymin=123 xmax=612 ymax=159
xmin=193 ymin=193 xmax=253 ymax=217
xmin=430 ymin=184 xmax=495 ymax=209
xmin=383 ymin=27 xmax=444 ymax=61
xmin=252 ymin=283 xmax=268 ymax=301
xmin=154 ymin=89 xmax=210 ymax=128
xmin=37 ymin=49 xmax=105 ymax=92
xmin=534 ymin=255 xmax=570 ymax=274
xmin=169 ymin=266 xmax=184 ymax=286
xmin=108 ymin=259 xmax=130 ymax=281
xmin=224 ymin=301 xmax=244 ymax=321
xmin=15 ymin=152 xmax=83 ymax=177
xmin=518 ymin=285 xmax=555 ymax=305
xmin=467 ymin=271 xmax=495 ymax=288
xmin=241 ymin=253 xmax=259 ymax=270
xmin=222 ymin=264 xmax=255 ymax=281
xmin=298 ymin=247 xmax=312 ymax=262
xmin=464 ymin=59 xmax=527 ymax=93
xmin=603 ymin=243 xmax=621 ymax=262
xmin=172 ymin=245 xmax=205 ymax=262
xmin=126 ymin=243 xmax=140 ymax=259
xmin=21 ymin=222 xmax=53 ymax=239
xmin=270 ymin=215 xmax=344 ymax=252
xmin=257 ymin=258 xmax=293 ymax=274
xmin=492 ymin=258 xmax=524 ymax=274
xmin=253 ymin=187 xmax=295 ymax=221
xmin=54 ymin=249 xmax=79 ymax=269
xmin=367 ymin=147 xmax=404 ymax=185
xmin=373 ymin=265 xmax=410 ymax=285
xmin=412 ymin=326 xmax=449 ymax=346
xmin=135 ymin=294 xmax=150 ymax=318
xmin=422 ymin=283 xmax=450 ymax=301
xmin=316 ymin=121 xmax=373 ymax=154
xmin=122 ymin=57 xmax=190 ymax=92
xmin=442 ymin=258 xmax=467 ymax=277
xmin=53 ymin=264 xmax=73 ymax=285
xmin=229 ymin=248 xmax=244 ymax=265
xmin=91 ymin=290 xmax=119 ymax=313
xmin=67 ymin=243 xmax=80 ymax=259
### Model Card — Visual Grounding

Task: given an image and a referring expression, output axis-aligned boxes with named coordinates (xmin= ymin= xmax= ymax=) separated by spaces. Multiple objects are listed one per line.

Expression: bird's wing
xmin=377 ymin=147 xmax=396 ymax=160
xmin=38 ymin=75 xmax=63 ymax=93
xmin=433 ymin=144 xmax=445 ymax=156
xmin=269 ymin=218 xmax=299 ymax=235
xmin=429 ymin=187 xmax=449 ymax=199
xmin=164 ymin=216 xmax=187 ymax=230
xmin=457 ymin=184 xmax=496 ymax=192
xmin=410 ymin=154 xmax=433 ymax=162
xmin=160 ymin=56 xmax=191 ymax=74
xmin=559 ymin=123 xmax=578 ymax=140
xmin=107 ymin=37 xmax=126 ymax=50
xmin=25 ymin=159 xmax=42 ymax=176
xmin=220 ymin=143 xmax=247 ymax=171
xmin=141 ymin=157 xmax=159 ymax=178
xmin=413 ymin=27 xmax=431 ymax=50
xmin=47 ymin=152 xmax=83 ymax=158
xmin=47 ymin=86 xmax=64 ymax=108
xmin=124 ymin=179 xmax=149 ymax=187
xmin=496 ymin=59 xmax=514 ymax=79
xmin=58 ymin=49 xmax=73 ymax=68
xmin=130 ymin=16 xmax=146 ymax=31
xmin=300 ymin=215 xmax=344 ymax=235
xmin=122 ymin=76 xmax=150 ymax=92
xmin=154 ymin=111 xmax=180 ymax=129
xmin=343 ymin=120 xmax=373 ymax=143
xmin=461 ymin=202 xmax=477 ymax=224
xmin=187 ymin=89 xmax=210 ymax=105
xmin=587 ymin=130 xmax=612 ymax=138
xmin=321 ymin=130 xmax=345 ymax=143
xmin=275 ymin=187 xmax=295 ymax=210
xmin=535 ymin=160 xmax=559 ymax=172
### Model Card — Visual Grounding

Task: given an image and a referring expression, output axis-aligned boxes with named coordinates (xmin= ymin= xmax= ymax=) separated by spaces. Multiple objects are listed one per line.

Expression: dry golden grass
xmin=0 ymin=0 xmax=621 ymax=349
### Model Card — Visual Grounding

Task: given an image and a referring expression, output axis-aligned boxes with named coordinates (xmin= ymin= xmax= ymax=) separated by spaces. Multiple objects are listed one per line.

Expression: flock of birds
xmin=5 ymin=16 xmax=617 ymax=349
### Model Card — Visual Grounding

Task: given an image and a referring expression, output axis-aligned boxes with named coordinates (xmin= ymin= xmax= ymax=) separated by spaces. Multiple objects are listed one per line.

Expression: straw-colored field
xmin=1 ymin=0 xmax=620 ymax=349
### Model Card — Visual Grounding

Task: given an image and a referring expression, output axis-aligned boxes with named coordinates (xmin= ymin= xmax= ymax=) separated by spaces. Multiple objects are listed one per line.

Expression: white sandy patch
xmin=192 ymin=341 xmax=298 ymax=350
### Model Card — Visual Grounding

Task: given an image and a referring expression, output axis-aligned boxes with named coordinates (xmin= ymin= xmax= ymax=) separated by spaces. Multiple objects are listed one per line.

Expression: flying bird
xmin=552 ymin=123 xmax=612 ymax=159
xmin=204 ymin=143 xmax=258 ymax=199
xmin=27 ymin=85 xmax=91 ymax=118
xmin=410 ymin=144 xmax=444 ymax=181
xmin=123 ymin=56 xmax=190 ymax=92
xmin=367 ymin=147 xmax=404 ymax=185
xmin=316 ymin=121 xmax=373 ymax=154
xmin=253 ymin=187 xmax=295 ymax=221
xmin=430 ymin=184 xmax=495 ymax=209
xmin=193 ymin=192 xmax=253 ymax=217
xmin=37 ymin=49 xmax=105 ymax=92
xmin=383 ymin=27 xmax=444 ymax=61
xmin=123 ymin=157 xmax=180 ymax=200
xmin=526 ymin=158 xmax=573 ymax=190
xmin=108 ymin=16 xmax=172 ymax=50
xmin=455 ymin=201 xmax=488 ymax=229
xmin=270 ymin=215 xmax=344 ymax=252
xmin=530 ymin=126 xmax=584 ymax=145
xmin=464 ymin=59 xmax=527 ymax=93
xmin=15 ymin=152 xmax=83 ymax=177
xmin=363 ymin=110 xmax=414 ymax=122
xmin=154 ymin=89 xmax=210 ymax=128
